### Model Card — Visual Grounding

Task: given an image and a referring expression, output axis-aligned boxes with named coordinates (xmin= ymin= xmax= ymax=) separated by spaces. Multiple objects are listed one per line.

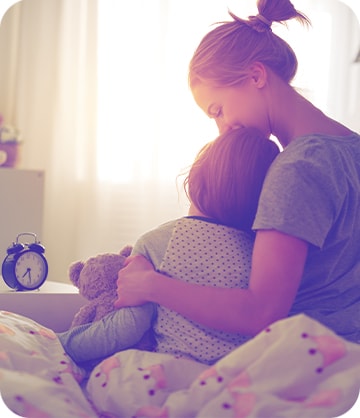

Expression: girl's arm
xmin=115 ymin=230 xmax=308 ymax=335
xmin=58 ymin=303 xmax=156 ymax=364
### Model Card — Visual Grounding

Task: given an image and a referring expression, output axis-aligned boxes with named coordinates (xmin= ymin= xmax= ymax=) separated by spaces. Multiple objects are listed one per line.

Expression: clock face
xmin=14 ymin=250 xmax=48 ymax=289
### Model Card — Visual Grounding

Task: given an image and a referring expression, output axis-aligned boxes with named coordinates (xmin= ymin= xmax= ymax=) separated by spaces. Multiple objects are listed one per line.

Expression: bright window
xmin=96 ymin=0 xmax=358 ymax=183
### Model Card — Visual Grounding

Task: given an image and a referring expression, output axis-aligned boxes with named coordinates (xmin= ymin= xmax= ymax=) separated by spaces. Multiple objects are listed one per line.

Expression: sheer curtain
xmin=0 ymin=0 xmax=99 ymax=281
xmin=0 ymin=0 xmax=359 ymax=283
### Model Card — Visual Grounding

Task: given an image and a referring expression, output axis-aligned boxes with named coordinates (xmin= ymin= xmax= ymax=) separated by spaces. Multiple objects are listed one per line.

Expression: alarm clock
xmin=2 ymin=232 xmax=48 ymax=291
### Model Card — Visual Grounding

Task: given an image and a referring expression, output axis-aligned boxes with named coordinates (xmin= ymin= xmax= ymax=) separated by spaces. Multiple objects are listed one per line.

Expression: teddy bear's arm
xmin=71 ymin=304 xmax=97 ymax=327
xmin=93 ymin=295 xmax=117 ymax=322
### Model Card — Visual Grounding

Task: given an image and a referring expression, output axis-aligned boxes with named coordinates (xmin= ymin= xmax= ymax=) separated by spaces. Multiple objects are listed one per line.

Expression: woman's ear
xmin=248 ymin=62 xmax=267 ymax=88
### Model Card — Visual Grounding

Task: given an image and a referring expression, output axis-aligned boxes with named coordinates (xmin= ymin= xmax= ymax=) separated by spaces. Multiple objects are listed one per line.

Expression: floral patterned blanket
xmin=0 ymin=310 xmax=359 ymax=417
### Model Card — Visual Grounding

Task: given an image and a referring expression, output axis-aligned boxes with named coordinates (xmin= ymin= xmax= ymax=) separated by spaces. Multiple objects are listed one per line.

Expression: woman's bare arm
xmin=115 ymin=230 xmax=308 ymax=335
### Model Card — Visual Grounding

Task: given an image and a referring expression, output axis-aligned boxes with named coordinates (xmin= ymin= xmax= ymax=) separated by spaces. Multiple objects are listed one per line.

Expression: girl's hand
xmin=114 ymin=255 xmax=154 ymax=308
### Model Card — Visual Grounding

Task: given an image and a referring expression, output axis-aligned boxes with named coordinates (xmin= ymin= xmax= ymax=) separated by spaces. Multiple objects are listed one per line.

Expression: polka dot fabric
xmin=155 ymin=217 xmax=254 ymax=365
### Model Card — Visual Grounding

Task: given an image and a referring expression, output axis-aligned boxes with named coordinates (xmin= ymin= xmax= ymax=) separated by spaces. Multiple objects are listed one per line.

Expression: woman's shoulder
xmin=284 ymin=131 xmax=360 ymax=153
xmin=274 ymin=132 xmax=360 ymax=169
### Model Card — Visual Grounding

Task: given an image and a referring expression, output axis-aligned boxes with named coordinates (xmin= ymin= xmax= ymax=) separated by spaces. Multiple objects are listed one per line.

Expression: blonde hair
xmin=189 ymin=0 xmax=310 ymax=87
xmin=184 ymin=127 xmax=280 ymax=232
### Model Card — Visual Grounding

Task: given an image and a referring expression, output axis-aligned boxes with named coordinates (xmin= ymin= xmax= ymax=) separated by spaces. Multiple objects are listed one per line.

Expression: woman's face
xmin=191 ymin=79 xmax=270 ymax=136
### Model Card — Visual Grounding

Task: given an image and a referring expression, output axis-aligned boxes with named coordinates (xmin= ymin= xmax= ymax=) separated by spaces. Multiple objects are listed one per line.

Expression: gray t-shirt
xmin=253 ymin=133 xmax=360 ymax=343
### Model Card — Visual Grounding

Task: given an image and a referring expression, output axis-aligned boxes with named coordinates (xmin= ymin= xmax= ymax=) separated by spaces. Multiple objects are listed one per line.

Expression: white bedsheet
xmin=1 ymin=310 xmax=359 ymax=417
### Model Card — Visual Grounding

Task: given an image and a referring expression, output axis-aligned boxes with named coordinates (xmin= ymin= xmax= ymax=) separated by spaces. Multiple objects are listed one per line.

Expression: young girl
xmin=58 ymin=127 xmax=279 ymax=366
xmin=115 ymin=0 xmax=360 ymax=344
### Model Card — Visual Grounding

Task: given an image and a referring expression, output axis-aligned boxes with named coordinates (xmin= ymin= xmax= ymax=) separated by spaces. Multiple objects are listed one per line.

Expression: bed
xmin=1 ymin=309 xmax=359 ymax=418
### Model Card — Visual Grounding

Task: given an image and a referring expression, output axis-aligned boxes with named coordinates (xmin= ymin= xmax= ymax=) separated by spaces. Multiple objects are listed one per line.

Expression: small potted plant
xmin=0 ymin=114 xmax=22 ymax=168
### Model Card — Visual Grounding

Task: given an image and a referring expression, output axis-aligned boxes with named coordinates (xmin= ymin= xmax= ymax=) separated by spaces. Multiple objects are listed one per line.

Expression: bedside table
xmin=0 ymin=279 xmax=86 ymax=332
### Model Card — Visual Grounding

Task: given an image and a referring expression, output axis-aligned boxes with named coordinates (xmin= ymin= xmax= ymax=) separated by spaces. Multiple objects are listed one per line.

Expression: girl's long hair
xmin=184 ymin=127 xmax=280 ymax=232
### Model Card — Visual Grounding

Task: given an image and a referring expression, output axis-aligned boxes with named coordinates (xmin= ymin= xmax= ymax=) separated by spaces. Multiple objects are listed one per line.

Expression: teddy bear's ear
xmin=68 ymin=261 xmax=85 ymax=287
xmin=120 ymin=245 xmax=133 ymax=257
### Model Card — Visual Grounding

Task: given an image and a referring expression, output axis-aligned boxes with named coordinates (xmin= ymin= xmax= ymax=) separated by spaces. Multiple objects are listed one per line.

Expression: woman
xmin=115 ymin=0 xmax=360 ymax=344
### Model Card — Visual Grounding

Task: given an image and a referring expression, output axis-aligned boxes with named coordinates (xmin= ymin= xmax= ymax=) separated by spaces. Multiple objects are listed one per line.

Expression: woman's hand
xmin=115 ymin=230 xmax=308 ymax=335
xmin=114 ymin=255 xmax=154 ymax=309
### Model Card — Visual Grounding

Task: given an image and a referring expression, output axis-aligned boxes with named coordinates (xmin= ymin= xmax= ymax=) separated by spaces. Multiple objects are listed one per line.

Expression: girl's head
xmin=184 ymin=127 xmax=280 ymax=232
xmin=189 ymin=0 xmax=310 ymax=89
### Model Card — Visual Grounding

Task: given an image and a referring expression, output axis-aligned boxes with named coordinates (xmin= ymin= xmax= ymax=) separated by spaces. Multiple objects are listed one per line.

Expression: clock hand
xmin=22 ymin=268 xmax=32 ymax=282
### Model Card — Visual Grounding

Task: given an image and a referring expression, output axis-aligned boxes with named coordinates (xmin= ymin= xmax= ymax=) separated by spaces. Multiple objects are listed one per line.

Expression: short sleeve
xmin=253 ymin=138 xmax=346 ymax=248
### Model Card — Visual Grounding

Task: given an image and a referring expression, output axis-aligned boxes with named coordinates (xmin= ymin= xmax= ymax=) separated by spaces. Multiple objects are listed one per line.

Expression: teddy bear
xmin=69 ymin=245 xmax=133 ymax=328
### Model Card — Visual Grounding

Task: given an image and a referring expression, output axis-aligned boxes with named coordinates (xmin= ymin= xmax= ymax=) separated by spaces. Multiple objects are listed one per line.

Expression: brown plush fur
xmin=69 ymin=246 xmax=132 ymax=328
